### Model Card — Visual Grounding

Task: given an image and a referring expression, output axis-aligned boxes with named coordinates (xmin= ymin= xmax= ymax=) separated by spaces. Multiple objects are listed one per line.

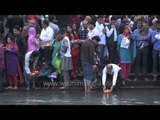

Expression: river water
xmin=0 ymin=90 xmax=160 ymax=105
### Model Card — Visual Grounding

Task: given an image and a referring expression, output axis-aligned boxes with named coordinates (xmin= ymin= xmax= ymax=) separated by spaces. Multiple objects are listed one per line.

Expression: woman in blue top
xmin=117 ymin=25 xmax=135 ymax=82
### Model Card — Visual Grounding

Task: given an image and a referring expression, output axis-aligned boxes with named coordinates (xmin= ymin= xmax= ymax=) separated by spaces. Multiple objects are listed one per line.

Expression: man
xmin=133 ymin=19 xmax=150 ymax=81
xmin=24 ymin=50 xmax=40 ymax=90
xmin=81 ymin=35 xmax=100 ymax=92
xmin=106 ymin=16 xmax=118 ymax=64
xmin=13 ymin=25 xmax=27 ymax=73
xmin=39 ymin=20 xmax=54 ymax=65
xmin=5 ymin=15 xmax=24 ymax=33
xmin=87 ymin=20 xmax=99 ymax=40
xmin=49 ymin=15 xmax=59 ymax=37
xmin=95 ymin=15 xmax=107 ymax=75
xmin=152 ymin=19 xmax=160 ymax=81
xmin=102 ymin=64 xmax=123 ymax=93
xmin=0 ymin=43 xmax=4 ymax=92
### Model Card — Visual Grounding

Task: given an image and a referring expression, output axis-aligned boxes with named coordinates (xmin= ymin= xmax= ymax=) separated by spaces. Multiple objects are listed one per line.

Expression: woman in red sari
xmin=66 ymin=24 xmax=80 ymax=79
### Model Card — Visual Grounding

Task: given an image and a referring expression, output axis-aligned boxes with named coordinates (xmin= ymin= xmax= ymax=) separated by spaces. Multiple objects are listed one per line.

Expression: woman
xmin=27 ymin=27 xmax=39 ymax=51
xmin=66 ymin=24 xmax=80 ymax=80
xmin=4 ymin=34 xmax=23 ymax=90
xmin=51 ymin=32 xmax=62 ymax=74
xmin=117 ymin=25 xmax=134 ymax=82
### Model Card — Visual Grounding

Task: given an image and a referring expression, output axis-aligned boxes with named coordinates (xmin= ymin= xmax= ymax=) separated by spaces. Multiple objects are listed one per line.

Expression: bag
xmin=52 ymin=56 xmax=61 ymax=74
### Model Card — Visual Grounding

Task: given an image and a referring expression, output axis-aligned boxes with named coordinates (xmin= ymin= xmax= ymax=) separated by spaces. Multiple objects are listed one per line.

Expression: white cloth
xmin=64 ymin=36 xmax=71 ymax=57
xmin=105 ymin=26 xmax=118 ymax=42
xmin=102 ymin=64 xmax=121 ymax=86
xmin=87 ymin=27 xmax=100 ymax=40
xmin=155 ymin=34 xmax=160 ymax=39
xmin=24 ymin=51 xmax=34 ymax=74
xmin=40 ymin=26 xmax=54 ymax=47
xmin=120 ymin=36 xmax=130 ymax=49
xmin=95 ymin=21 xmax=106 ymax=45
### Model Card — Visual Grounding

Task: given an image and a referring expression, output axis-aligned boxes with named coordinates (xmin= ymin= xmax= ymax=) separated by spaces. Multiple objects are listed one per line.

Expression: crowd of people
xmin=0 ymin=15 xmax=160 ymax=93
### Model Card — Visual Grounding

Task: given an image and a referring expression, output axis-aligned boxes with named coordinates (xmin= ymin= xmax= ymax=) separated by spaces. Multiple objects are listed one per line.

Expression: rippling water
xmin=0 ymin=90 xmax=160 ymax=105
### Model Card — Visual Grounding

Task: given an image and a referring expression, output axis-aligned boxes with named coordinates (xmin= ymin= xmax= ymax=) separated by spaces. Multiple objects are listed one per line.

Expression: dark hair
xmin=7 ymin=33 xmax=14 ymax=41
xmin=43 ymin=20 xmax=49 ymax=26
xmin=97 ymin=15 xmax=104 ymax=19
xmin=121 ymin=15 xmax=127 ymax=20
xmin=87 ymin=20 xmax=95 ymax=26
xmin=92 ymin=35 xmax=100 ymax=42
xmin=142 ymin=19 xmax=148 ymax=23
xmin=31 ymin=51 xmax=40 ymax=58
xmin=111 ymin=16 xmax=117 ymax=21
xmin=48 ymin=15 xmax=55 ymax=22
xmin=66 ymin=24 xmax=77 ymax=40
xmin=13 ymin=25 xmax=20 ymax=31
xmin=57 ymin=28 xmax=66 ymax=35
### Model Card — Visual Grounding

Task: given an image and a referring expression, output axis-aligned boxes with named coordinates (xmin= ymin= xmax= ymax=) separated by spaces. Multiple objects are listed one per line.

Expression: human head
xmin=42 ymin=20 xmax=49 ymax=29
xmin=111 ymin=16 xmax=117 ymax=25
xmin=142 ymin=19 xmax=149 ymax=27
xmin=72 ymin=23 xmax=77 ymax=31
xmin=87 ymin=20 xmax=95 ymax=30
xmin=121 ymin=15 xmax=128 ymax=23
xmin=7 ymin=33 xmax=14 ymax=44
xmin=58 ymin=28 xmax=66 ymax=38
xmin=82 ymin=20 xmax=88 ymax=30
xmin=30 ymin=51 xmax=40 ymax=61
xmin=85 ymin=16 xmax=91 ymax=22
xmin=91 ymin=35 xmax=100 ymax=45
xmin=28 ymin=19 xmax=36 ymax=27
xmin=13 ymin=25 xmax=20 ymax=35
xmin=106 ymin=64 xmax=113 ymax=72
xmin=28 ymin=27 xmax=36 ymax=36
xmin=97 ymin=15 xmax=104 ymax=24
xmin=48 ymin=15 xmax=55 ymax=22
xmin=66 ymin=24 xmax=73 ymax=33
xmin=123 ymin=25 xmax=131 ymax=34
xmin=136 ymin=19 xmax=143 ymax=29
xmin=55 ymin=30 xmax=64 ymax=41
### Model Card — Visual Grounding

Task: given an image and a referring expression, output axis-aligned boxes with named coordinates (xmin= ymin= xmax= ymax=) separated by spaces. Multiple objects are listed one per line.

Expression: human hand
xmin=103 ymin=86 xmax=106 ymax=92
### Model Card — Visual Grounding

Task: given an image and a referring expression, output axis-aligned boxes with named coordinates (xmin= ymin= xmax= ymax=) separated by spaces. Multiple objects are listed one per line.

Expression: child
xmin=39 ymin=62 xmax=57 ymax=89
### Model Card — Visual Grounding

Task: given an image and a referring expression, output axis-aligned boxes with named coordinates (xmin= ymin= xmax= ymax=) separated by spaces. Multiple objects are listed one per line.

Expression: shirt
xmin=133 ymin=28 xmax=150 ymax=48
xmin=102 ymin=64 xmax=121 ymax=86
xmin=95 ymin=21 xmax=106 ymax=45
xmin=49 ymin=22 xmax=59 ymax=35
xmin=78 ymin=28 xmax=89 ymax=40
xmin=87 ymin=27 xmax=99 ymax=40
xmin=152 ymin=29 xmax=160 ymax=50
xmin=24 ymin=51 xmax=39 ymax=74
xmin=40 ymin=26 xmax=54 ymax=47
xmin=105 ymin=25 xmax=118 ymax=42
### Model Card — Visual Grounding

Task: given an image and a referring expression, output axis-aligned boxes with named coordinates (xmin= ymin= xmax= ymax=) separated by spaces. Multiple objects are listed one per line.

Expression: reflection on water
xmin=0 ymin=90 xmax=160 ymax=105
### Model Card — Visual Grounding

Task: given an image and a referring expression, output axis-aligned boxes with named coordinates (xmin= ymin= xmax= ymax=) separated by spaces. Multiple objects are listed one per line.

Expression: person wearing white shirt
xmin=105 ymin=16 xmax=118 ymax=64
xmin=39 ymin=20 xmax=54 ymax=66
xmin=87 ymin=20 xmax=100 ymax=40
xmin=24 ymin=50 xmax=40 ymax=90
xmin=59 ymin=29 xmax=73 ymax=90
xmin=95 ymin=15 xmax=107 ymax=75
xmin=102 ymin=64 xmax=123 ymax=93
